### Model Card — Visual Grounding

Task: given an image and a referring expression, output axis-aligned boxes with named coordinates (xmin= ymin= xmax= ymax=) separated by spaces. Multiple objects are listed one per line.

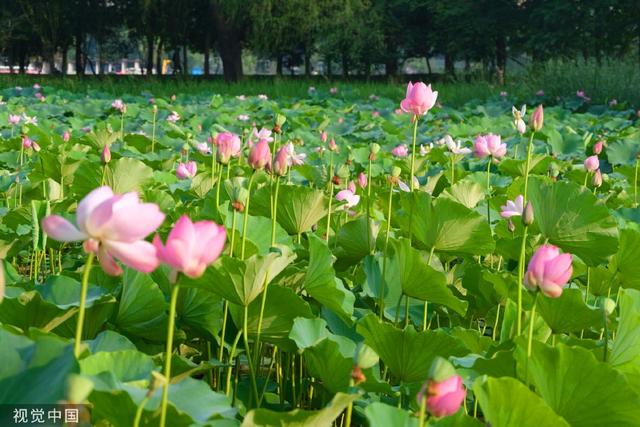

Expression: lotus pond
xmin=1 ymin=83 xmax=640 ymax=427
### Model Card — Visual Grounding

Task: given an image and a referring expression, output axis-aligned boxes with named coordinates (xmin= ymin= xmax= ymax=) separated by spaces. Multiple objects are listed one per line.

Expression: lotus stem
xmin=74 ymin=252 xmax=94 ymax=358
xmin=151 ymin=108 xmax=157 ymax=153
xmin=418 ymin=393 xmax=428 ymax=427
xmin=159 ymin=284 xmax=180 ymax=427
xmin=243 ymin=305 xmax=260 ymax=408
xmin=517 ymin=225 xmax=528 ymax=335
xmin=523 ymin=132 xmax=535 ymax=202
xmin=409 ymin=115 xmax=419 ymax=190
xmin=271 ymin=177 xmax=281 ymax=246
xmin=380 ymin=180 xmax=394 ymax=320
xmin=241 ymin=172 xmax=256 ymax=260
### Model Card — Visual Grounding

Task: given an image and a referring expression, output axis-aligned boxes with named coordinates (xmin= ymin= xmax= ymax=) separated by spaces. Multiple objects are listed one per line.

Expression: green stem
xmin=404 ymin=295 xmax=410 ymax=328
xmin=217 ymin=300 xmax=229 ymax=391
xmin=101 ymin=164 xmax=107 ymax=186
xmin=325 ymin=152 xmax=334 ymax=242
xmin=151 ymin=109 xmax=157 ymax=153
xmin=602 ymin=296 xmax=609 ymax=362
xmin=450 ymin=156 xmax=455 ymax=185
xmin=159 ymin=284 xmax=180 ymax=427
xmin=216 ymin=164 xmax=224 ymax=205
xmin=366 ymin=157 xmax=373 ymax=253
xmin=492 ymin=304 xmax=501 ymax=340
xmin=422 ymin=247 xmax=435 ymax=331
xmin=526 ymin=293 xmax=538 ymax=358
xmin=409 ymin=115 xmax=419 ymax=190
xmin=74 ymin=252 xmax=94 ymax=358
xmin=486 ymin=160 xmax=492 ymax=226
xmin=517 ymin=226 xmax=529 ymax=335
xmin=345 ymin=381 xmax=354 ymax=427
xmin=133 ymin=394 xmax=151 ymax=427
xmin=418 ymin=395 xmax=427 ymax=427
xmin=523 ymin=132 xmax=535 ymax=203
xmin=253 ymin=276 xmax=270 ymax=368
xmin=120 ymin=112 xmax=125 ymax=143
xmin=229 ymin=210 xmax=237 ymax=257
xmin=634 ymin=158 xmax=639 ymax=207
xmin=380 ymin=182 xmax=394 ymax=320
xmin=243 ymin=305 xmax=260 ymax=408
xmin=240 ymin=172 xmax=256 ymax=260
xmin=225 ymin=330 xmax=243 ymax=397
xmin=258 ymin=346 xmax=278 ymax=406
xmin=271 ymin=177 xmax=281 ymax=246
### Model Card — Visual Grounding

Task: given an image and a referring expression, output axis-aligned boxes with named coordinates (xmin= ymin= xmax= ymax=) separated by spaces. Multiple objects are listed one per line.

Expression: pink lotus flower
xmin=593 ymin=141 xmax=604 ymax=155
xmin=320 ymin=131 xmax=328 ymax=144
xmin=8 ymin=114 xmax=21 ymax=125
xmin=584 ymin=155 xmax=599 ymax=172
xmin=524 ymin=244 xmax=573 ymax=298
xmin=400 ymin=82 xmax=438 ymax=116
xmin=167 ymin=111 xmax=180 ymax=123
xmin=500 ymin=91 xmax=508 ymax=97
xmin=445 ymin=138 xmax=472 ymax=155
xmin=592 ymin=169 xmax=603 ymax=187
xmin=474 ymin=134 xmax=507 ymax=159
xmin=372 ymin=111 xmax=380 ymax=117
xmin=176 ymin=161 xmax=197 ymax=179
xmin=530 ymin=105 xmax=544 ymax=132
xmin=335 ymin=189 xmax=360 ymax=208
xmin=33 ymin=83 xmax=41 ymax=90
xmin=347 ymin=181 xmax=356 ymax=193
xmin=252 ymin=127 xmax=273 ymax=143
xmin=236 ymin=95 xmax=246 ymax=101
xmin=330 ymin=87 xmax=338 ymax=95
xmin=111 ymin=99 xmax=126 ymax=114
xmin=101 ymin=145 xmax=111 ymax=164
xmin=392 ymin=144 xmax=409 ymax=157
xmin=63 ymin=131 xmax=70 ymax=142
xmin=500 ymin=195 xmax=524 ymax=218
xmin=196 ymin=142 xmax=211 ymax=155
xmin=257 ymin=94 xmax=268 ymax=100
xmin=170 ymin=94 xmax=177 ymax=101
xmin=395 ymin=108 xmax=403 ymax=114
xmin=418 ymin=375 xmax=466 ymax=418
xmin=22 ymin=114 xmax=37 ymax=125
xmin=42 ymin=186 xmax=164 ymax=275
xmin=270 ymin=145 xmax=289 ymax=176
xmin=576 ymin=90 xmax=591 ymax=101
xmin=512 ymin=105 xmax=527 ymax=135
xmin=237 ymin=114 xmax=250 ymax=122
xmin=153 ymin=216 xmax=226 ymax=279
xmin=248 ymin=139 xmax=271 ymax=170
xmin=22 ymin=136 xmax=32 ymax=149
xmin=328 ymin=139 xmax=338 ymax=152
xmin=215 ymin=131 xmax=242 ymax=164
xmin=286 ymin=142 xmax=306 ymax=166
xmin=536 ymin=90 xmax=545 ymax=97
xmin=358 ymin=172 xmax=367 ymax=189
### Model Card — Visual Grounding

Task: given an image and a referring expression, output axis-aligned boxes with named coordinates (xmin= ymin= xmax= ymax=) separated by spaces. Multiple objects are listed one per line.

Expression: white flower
xmin=445 ymin=137 xmax=471 ymax=155
xmin=335 ymin=189 xmax=360 ymax=208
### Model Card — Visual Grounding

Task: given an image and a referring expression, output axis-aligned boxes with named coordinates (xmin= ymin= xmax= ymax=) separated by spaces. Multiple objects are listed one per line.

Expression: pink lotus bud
xmin=171 ymin=94 xmax=176 ymax=101
xmin=400 ymin=82 xmax=438 ymax=116
xmin=153 ymin=216 xmax=226 ymax=279
xmin=524 ymin=244 xmax=573 ymax=298
xmin=176 ymin=161 xmax=197 ymax=179
xmin=584 ymin=155 xmax=599 ymax=172
xmin=63 ymin=131 xmax=70 ymax=142
xmin=530 ymin=105 xmax=544 ymax=132
xmin=248 ymin=139 xmax=271 ymax=170
xmin=215 ymin=131 xmax=242 ymax=164
xmin=111 ymin=99 xmax=126 ymax=114
xmin=358 ymin=172 xmax=367 ymax=189
xmin=330 ymin=87 xmax=338 ymax=95
xmin=328 ymin=139 xmax=338 ymax=152
xmin=516 ymin=119 xmax=526 ymax=135
xmin=392 ymin=144 xmax=409 ymax=158
xmin=522 ymin=201 xmax=534 ymax=226
xmin=8 ymin=114 xmax=21 ymax=125
xmin=196 ymin=142 xmax=211 ymax=155
xmin=167 ymin=111 xmax=180 ymax=123
xmin=592 ymin=169 xmax=603 ymax=187
xmin=474 ymin=134 xmax=506 ymax=159
xmin=32 ymin=142 xmax=41 ymax=152
xmin=347 ymin=181 xmax=356 ymax=193
xmin=320 ymin=131 xmax=328 ymax=144
xmin=417 ymin=368 xmax=466 ymax=418
xmin=593 ymin=141 xmax=604 ymax=155
xmin=271 ymin=145 xmax=289 ymax=176
xmin=101 ymin=145 xmax=111 ymax=164
xmin=22 ymin=136 xmax=32 ymax=149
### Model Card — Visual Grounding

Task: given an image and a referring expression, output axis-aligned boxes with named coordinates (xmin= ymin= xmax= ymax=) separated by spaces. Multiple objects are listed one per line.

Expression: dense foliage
xmin=1 ymin=83 xmax=640 ymax=426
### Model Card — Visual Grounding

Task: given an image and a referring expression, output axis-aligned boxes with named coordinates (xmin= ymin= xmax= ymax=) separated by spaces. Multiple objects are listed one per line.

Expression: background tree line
xmin=0 ymin=0 xmax=638 ymax=82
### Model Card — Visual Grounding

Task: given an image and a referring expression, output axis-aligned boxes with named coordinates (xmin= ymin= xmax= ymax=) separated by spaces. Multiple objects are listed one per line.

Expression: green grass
xmin=1 ymin=58 xmax=638 ymax=107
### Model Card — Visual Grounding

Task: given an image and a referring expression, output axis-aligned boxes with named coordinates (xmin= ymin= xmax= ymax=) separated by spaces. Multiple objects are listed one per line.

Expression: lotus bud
xmin=391 ymin=166 xmax=402 ymax=178
xmin=592 ymin=169 xmax=603 ymax=187
xmin=101 ymin=145 xmax=111 ymax=164
xmin=530 ymin=105 xmax=544 ymax=132
xmin=522 ymin=201 xmax=534 ymax=226
xmin=370 ymin=142 xmax=381 ymax=154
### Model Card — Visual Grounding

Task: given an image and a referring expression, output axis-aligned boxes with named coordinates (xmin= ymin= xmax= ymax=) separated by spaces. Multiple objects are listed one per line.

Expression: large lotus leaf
xmin=115 ymin=269 xmax=167 ymax=342
xmin=399 ymin=192 xmax=494 ymax=255
xmin=0 ymin=330 xmax=79 ymax=404
xmin=610 ymin=289 xmax=640 ymax=393
xmin=364 ymin=402 xmax=418 ymax=427
xmin=242 ymin=392 xmax=359 ymax=427
xmin=182 ymin=246 xmax=295 ymax=307
xmin=304 ymin=234 xmax=354 ymax=322
xmin=536 ymin=288 xmax=602 ymax=333
xmin=473 ymin=376 xmax=569 ymax=427
xmin=385 ymin=239 xmax=467 ymax=315
xmin=303 ymin=336 xmax=355 ymax=394
xmin=177 ymin=287 xmax=223 ymax=340
xmin=615 ymin=228 xmax=640 ymax=290
xmin=80 ymin=349 xmax=156 ymax=385
xmin=527 ymin=178 xmax=618 ymax=265
xmin=607 ymin=136 xmax=640 ymax=166
xmin=335 ymin=216 xmax=379 ymax=265
xmin=289 ymin=317 xmax=330 ymax=350
xmin=356 ymin=314 xmax=468 ymax=384
xmin=105 ymin=157 xmax=154 ymax=193
xmin=516 ymin=341 xmax=640 ymax=426
xmin=252 ymin=184 xmax=328 ymax=235
xmin=230 ymin=285 xmax=313 ymax=351
xmin=441 ymin=180 xmax=485 ymax=209
xmin=89 ymin=331 xmax=137 ymax=353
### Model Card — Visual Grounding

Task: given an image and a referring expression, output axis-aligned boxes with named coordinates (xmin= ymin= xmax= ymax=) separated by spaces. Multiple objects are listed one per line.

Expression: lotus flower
xmin=167 ymin=111 xmax=180 ymax=123
xmin=270 ymin=145 xmax=289 ymax=176
xmin=8 ymin=114 xmax=21 ymax=125
xmin=248 ymin=139 xmax=271 ymax=170
xmin=530 ymin=105 xmax=543 ymax=132
xmin=335 ymin=189 xmax=360 ymax=208
xmin=418 ymin=375 xmax=466 ymax=418
xmin=328 ymin=139 xmax=338 ymax=152
xmin=358 ymin=172 xmax=367 ymax=189
xmin=392 ymin=144 xmax=409 ymax=157
xmin=41 ymin=186 xmax=164 ymax=275
xmin=536 ymin=90 xmax=545 ymax=97
xmin=512 ymin=105 xmax=526 ymax=134
xmin=111 ymin=99 xmax=126 ymax=114
xmin=400 ymin=82 xmax=438 ymax=116
xmin=474 ymin=134 xmax=507 ymax=159
xmin=252 ymin=127 xmax=273 ymax=143
xmin=593 ymin=141 xmax=604 ymax=155
xmin=524 ymin=244 xmax=573 ymax=298
xmin=63 ymin=131 xmax=70 ymax=142
xmin=584 ymin=155 xmax=599 ymax=172
xmin=445 ymin=138 xmax=472 ymax=155
xmin=153 ymin=216 xmax=226 ymax=279
xmin=500 ymin=195 xmax=524 ymax=218
xmin=215 ymin=132 xmax=241 ymax=164
xmin=101 ymin=145 xmax=111 ymax=164
xmin=320 ymin=131 xmax=328 ymax=144
xmin=237 ymin=114 xmax=250 ymax=122
xmin=285 ymin=142 xmax=306 ymax=166
xmin=176 ymin=161 xmax=197 ymax=179
xmin=196 ymin=142 xmax=211 ymax=155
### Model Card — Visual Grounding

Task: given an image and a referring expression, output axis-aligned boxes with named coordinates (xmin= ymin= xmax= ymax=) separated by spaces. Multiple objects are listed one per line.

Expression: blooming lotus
xmin=285 ymin=142 xmax=305 ymax=166
xmin=500 ymin=195 xmax=524 ymax=218
xmin=215 ymin=131 xmax=241 ymax=164
xmin=176 ymin=161 xmax=197 ymax=179
xmin=153 ymin=216 xmax=226 ymax=279
xmin=474 ymin=134 xmax=507 ymax=159
xmin=392 ymin=144 xmax=409 ymax=157
xmin=237 ymin=114 xmax=250 ymax=122
xmin=111 ymin=99 xmax=126 ymax=113
xmin=258 ymin=94 xmax=268 ymax=100
xmin=42 ymin=186 xmax=164 ymax=275
xmin=196 ymin=142 xmax=211 ymax=155
xmin=335 ymin=189 xmax=360 ymax=208
xmin=525 ymin=244 xmax=573 ymax=298
xmin=512 ymin=105 xmax=526 ymax=134
xmin=252 ymin=127 xmax=273 ymax=143
xmin=167 ymin=111 xmax=180 ymax=123
xmin=400 ymin=82 xmax=438 ymax=116
xmin=445 ymin=138 xmax=472 ymax=155
xmin=8 ymin=114 xmax=21 ymax=125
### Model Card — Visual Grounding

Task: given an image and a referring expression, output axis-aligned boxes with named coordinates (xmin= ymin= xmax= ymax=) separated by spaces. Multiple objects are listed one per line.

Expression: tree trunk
xmin=276 ymin=55 xmax=283 ymax=76
xmin=326 ymin=55 xmax=332 ymax=77
xmin=62 ymin=46 xmax=68 ymax=75
xmin=385 ymin=58 xmax=397 ymax=77
xmin=146 ymin=35 xmax=154 ymax=75
xmin=75 ymin=31 xmax=84 ymax=75
xmin=204 ymin=34 xmax=210 ymax=76
xmin=304 ymin=50 xmax=311 ymax=76
xmin=444 ymin=53 xmax=455 ymax=77
xmin=156 ymin=40 xmax=163 ymax=75
xmin=425 ymin=56 xmax=432 ymax=76
xmin=19 ymin=47 xmax=26 ymax=74
xmin=211 ymin=1 xmax=243 ymax=82
xmin=495 ymin=35 xmax=506 ymax=85
xmin=342 ymin=53 xmax=349 ymax=78
xmin=183 ymin=44 xmax=188 ymax=74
